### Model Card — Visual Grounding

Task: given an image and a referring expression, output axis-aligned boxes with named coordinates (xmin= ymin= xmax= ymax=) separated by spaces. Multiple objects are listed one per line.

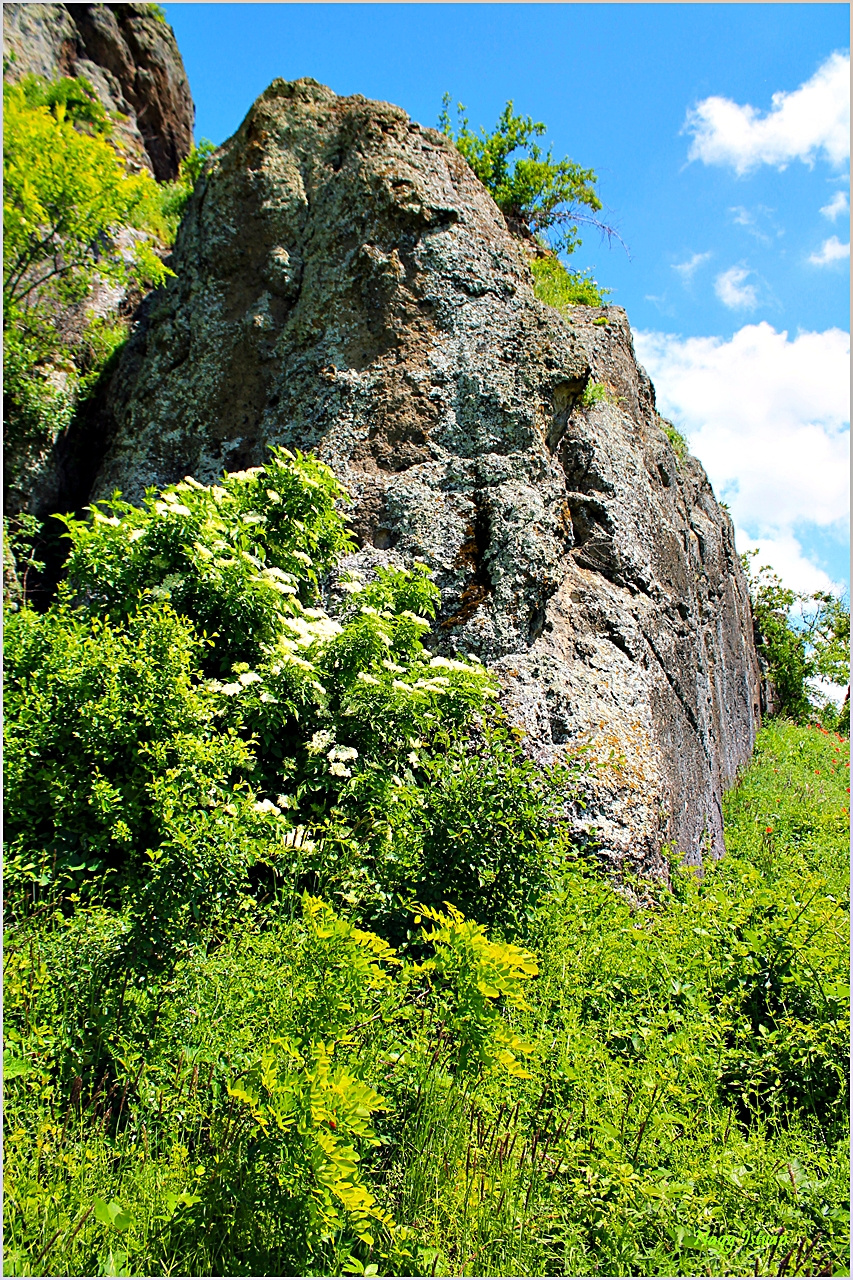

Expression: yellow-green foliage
xmin=415 ymin=903 xmax=538 ymax=1076
xmin=3 ymin=77 xmax=171 ymax=314
xmin=531 ymin=253 xmax=610 ymax=310
xmin=3 ymin=74 xmax=177 ymax=458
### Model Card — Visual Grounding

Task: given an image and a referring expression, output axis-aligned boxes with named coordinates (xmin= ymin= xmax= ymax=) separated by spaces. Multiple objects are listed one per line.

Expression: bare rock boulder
xmin=87 ymin=78 xmax=761 ymax=876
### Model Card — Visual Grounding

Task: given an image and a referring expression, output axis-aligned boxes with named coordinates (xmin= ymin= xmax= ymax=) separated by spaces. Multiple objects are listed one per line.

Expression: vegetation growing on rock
xmin=530 ymin=253 xmax=610 ymax=310
xmin=3 ymin=75 xmax=173 ymax=466
xmin=439 ymin=96 xmax=610 ymax=254
xmin=439 ymin=96 xmax=618 ymax=312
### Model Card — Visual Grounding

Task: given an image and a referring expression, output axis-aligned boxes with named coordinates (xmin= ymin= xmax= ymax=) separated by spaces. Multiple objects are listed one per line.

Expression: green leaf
xmin=94 ymin=1197 xmax=134 ymax=1230
xmin=3 ymin=1055 xmax=31 ymax=1079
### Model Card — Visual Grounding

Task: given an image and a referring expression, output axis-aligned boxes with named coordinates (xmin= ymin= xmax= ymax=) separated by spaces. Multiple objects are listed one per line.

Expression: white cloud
xmin=808 ymin=235 xmax=850 ymax=265
xmin=634 ymin=322 xmax=850 ymax=587
xmin=714 ymin=265 xmax=758 ymax=310
xmin=736 ymin=530 xmax=841 ymax=596
xmin=821 ymin=189 xmax=850 ymax=221
xmin=728 ymin=205 xmax=779 ymax=244
xmin=684 ymin=50 xmax=850 ymax=174
xmin=672 ymin=251 xmax=711 ymax=282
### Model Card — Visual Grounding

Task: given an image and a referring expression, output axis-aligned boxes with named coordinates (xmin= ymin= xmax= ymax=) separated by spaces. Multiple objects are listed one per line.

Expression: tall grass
xmin=4 ymin=721 xmax=849 ymax=1276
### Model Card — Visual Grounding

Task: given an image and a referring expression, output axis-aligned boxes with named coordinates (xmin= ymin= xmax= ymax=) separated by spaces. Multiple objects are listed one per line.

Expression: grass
xmin=3 ymin=720 xmax=849 ymax=1276
xmin=659 ymin=415 xmax=689 ymax=460
xmin=530 ymin=254 xmax=610 ymax=310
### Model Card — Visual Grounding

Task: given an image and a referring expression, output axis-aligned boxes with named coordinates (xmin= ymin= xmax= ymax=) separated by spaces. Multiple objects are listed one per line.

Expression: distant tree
xmin=439 ymin=95 xmax=621 ymax=256
xmin=743 ymin=552 xmax=850 ymax=730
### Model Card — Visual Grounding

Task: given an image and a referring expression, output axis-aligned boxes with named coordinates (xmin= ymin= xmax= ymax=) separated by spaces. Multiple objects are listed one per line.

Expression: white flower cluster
xmin=154 ymin=490 xmax=193 ymax=517
xmin=210 ymin=670 xmax=262 ymax=697
xmin=281 ymin=611 xmax=342 ymax=647
xmin=254 ymin=797 xmax=281 ymax=815
xmin=257 ymin=565 xmax=297 ymax=595
xmin=413 ymin=677 xmax=450 ymax=692
xmin=307 ymin=729 xmax=335 ymax=755
xmin=327 ymin=744 xmax=358 ymax=778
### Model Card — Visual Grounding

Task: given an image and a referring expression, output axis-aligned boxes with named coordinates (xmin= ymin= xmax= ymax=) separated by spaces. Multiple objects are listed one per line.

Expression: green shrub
xmin=531 ymin=253 xmax=609 ymax=309
xmin=5 ymin=453 xmax=517 ymax=945
xmin=3 ymin=74 xmax=175 ymax=472
xmin=439 ymin=95 xmax=610 ymax=258
xmin=58 ymin=450 xmax=355 ymax=669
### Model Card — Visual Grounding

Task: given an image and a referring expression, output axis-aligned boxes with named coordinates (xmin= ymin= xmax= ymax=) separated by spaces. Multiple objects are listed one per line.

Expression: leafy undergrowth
xmin=3 ymin=452 xmax=849 ymax=1277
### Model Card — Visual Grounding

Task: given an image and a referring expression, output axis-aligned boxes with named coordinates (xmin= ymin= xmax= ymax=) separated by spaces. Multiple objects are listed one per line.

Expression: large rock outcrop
xmin=60 ymin=79 xmax=763 ymax=875
xmin=3 ymin=3 xmax=194 ymax=179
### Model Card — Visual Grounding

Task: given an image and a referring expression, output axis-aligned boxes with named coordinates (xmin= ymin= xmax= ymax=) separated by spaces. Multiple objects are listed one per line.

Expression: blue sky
xmin=164 ymin=3 xmax=850 ymax=593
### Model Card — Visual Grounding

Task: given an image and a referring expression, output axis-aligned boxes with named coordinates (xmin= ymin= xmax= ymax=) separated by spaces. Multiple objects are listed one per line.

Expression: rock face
xmin=3 ymin=2 xmax=194 ymax=179
xmin=79 ymin=79 xmax=763 ymax=874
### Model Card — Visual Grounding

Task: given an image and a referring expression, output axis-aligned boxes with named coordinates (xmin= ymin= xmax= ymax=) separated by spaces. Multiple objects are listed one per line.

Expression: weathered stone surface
xmin=3 ymin=3 xmax=194 ymax=179
xmin=76 ymin=79 xmax=762 ymax=874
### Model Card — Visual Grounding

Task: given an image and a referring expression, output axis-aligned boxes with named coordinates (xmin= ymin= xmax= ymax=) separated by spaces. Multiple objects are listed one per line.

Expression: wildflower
xmin=254 ymin=798 xmax=281 ymax=815
xmin=220 ymin=682 xmax=242 ymax=696
xmin=308 ymin=729 xmax=335 ymax=755
xmin=239 ymin=671 xmax=261 ymax=685
xmin=329 ymin=762 xmax=351 ymax=778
